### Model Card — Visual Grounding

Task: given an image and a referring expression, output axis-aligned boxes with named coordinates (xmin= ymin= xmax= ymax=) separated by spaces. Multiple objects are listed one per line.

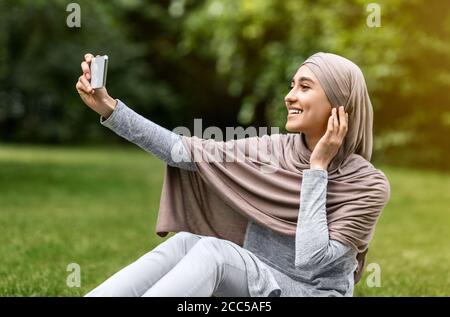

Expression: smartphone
xmin=90 ymin=55 xmax=108 ymax=89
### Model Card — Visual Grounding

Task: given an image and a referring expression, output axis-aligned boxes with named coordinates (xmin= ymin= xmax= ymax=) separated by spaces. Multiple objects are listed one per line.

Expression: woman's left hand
xmin=310 ymin=106 xmax=348 ymax=170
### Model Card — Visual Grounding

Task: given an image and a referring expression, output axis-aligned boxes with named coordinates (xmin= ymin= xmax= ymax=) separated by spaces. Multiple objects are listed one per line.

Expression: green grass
xmin=0 ymin=144 xmax=449 ymax=296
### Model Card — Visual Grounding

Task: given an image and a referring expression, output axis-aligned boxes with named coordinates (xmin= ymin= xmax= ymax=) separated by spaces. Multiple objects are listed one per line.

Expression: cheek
xmin=309 ymin=96 xmax=331 ymax=120
xmin=302 ymin=101 xmax=331 ymax=128
xmin=302 ymin=112 xmax=322 ymax=127
xmin=306 ymin=111 xmax=329 ymax=129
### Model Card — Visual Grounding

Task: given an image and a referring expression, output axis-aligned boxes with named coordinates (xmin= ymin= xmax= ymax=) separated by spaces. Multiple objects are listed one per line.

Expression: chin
xmin=285 ymin=121 xmax=303 ymax=133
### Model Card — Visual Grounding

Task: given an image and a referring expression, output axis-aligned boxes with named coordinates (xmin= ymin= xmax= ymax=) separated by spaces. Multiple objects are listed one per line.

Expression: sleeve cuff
xmin=99 ymin=99 xmax=126 ymax=128
xmin=303 ymin=168 xmax=328 ymax=179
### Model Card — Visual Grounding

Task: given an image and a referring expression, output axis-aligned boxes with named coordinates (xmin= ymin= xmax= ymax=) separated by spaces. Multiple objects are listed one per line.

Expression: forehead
xmin=292 ymin=65 xmax=318 ymax=83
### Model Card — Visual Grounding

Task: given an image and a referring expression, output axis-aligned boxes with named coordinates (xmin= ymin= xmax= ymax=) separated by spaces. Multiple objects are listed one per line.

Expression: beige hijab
xmin=155 ymin=52 xmax=391 ymax=284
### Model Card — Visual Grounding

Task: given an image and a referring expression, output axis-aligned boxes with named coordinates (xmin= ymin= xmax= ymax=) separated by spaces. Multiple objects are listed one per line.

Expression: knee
xmin=172 ymin=231 xmax=200 ymax=242
xmin=167 ymin=231 xmax=202 ymax=250
xmin=194 ymin=237 xmax=225 ymax=264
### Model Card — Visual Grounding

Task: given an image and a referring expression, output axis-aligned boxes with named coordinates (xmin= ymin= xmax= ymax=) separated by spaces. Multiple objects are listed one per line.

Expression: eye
xmin=289 ymin=83 xmax=310 ymax=90
xmin=300 ymin=85 xmax=310 ymax=91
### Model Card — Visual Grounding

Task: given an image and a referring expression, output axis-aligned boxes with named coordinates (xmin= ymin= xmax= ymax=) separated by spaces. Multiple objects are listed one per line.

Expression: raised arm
xmin=100 ymin=100 xmax=196 ymax=171
xmin=294 ymin=169 xmax=352 ymax=269
xmin=293 ymin=105 xmax=354 ymax=268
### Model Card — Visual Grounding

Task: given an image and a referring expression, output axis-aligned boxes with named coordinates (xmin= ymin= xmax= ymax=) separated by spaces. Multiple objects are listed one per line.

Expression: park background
xmin=0 ymin=0 xmax=449 ymax=296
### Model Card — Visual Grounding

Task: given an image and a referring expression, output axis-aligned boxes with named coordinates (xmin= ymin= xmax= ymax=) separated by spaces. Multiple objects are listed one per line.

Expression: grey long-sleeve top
xmin=100 ymin=99 xmax=358 ymax=297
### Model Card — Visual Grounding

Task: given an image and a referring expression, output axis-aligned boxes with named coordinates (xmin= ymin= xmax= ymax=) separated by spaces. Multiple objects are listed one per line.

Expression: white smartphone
xmin=90 ymin=55 xmax=108 ymax=89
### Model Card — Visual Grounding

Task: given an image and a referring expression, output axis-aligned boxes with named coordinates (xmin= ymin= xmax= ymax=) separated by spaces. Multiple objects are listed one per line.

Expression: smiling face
xmin=285 ymin=65 xmax=332 ymax=137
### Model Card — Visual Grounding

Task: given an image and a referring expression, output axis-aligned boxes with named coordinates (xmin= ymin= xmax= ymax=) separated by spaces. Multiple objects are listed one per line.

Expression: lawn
xmin=0 ymin=144 xmax=449 ymax=296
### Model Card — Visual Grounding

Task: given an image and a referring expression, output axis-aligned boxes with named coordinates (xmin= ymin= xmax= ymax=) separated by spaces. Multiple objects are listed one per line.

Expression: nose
xmin=284 ymin=90 xmax=297 ymax=105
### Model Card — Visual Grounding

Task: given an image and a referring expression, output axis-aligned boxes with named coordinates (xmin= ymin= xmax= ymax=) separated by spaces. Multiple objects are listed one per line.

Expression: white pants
xmin=84 ymin=232 xmax=251 ymax=297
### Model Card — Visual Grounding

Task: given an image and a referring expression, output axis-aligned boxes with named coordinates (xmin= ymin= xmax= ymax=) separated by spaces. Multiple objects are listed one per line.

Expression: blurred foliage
xmin=0 ymin=0 xmax=449 ymax=169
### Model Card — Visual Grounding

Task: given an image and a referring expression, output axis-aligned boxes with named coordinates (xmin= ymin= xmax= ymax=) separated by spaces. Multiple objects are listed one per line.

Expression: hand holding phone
xmin=90 ymin=55 xmax=108 ymax=89
xmin=76 ymin=53 xmax=116 ymax=119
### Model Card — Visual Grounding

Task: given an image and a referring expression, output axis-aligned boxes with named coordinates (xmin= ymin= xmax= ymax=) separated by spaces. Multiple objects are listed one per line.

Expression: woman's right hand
xmin=75 ymin=53 xmax=117 ymax=119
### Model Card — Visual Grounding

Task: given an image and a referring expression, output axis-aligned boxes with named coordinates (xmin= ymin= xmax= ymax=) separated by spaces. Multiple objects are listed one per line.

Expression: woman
xmin=77 ymin=52 xmax=390 ymax=297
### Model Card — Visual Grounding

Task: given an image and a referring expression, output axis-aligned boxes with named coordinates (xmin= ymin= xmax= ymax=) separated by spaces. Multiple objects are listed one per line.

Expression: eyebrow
xmin=291 ymin=76 xmax=315 ymax=85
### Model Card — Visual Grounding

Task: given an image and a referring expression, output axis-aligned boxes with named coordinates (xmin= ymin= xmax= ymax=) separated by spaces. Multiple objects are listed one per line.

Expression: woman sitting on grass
xmin=76 ymin=52 xmax=390 ymax=297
